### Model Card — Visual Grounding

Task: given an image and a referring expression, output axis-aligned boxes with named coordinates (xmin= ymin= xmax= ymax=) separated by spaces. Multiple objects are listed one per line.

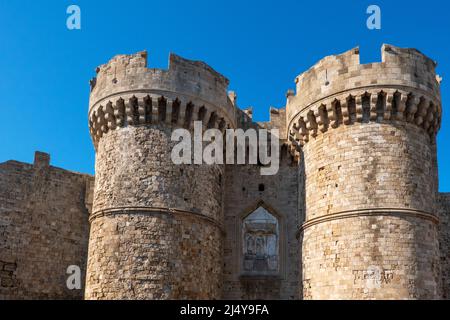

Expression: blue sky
xmin=1 ymin=0 xmax=449 ymax=190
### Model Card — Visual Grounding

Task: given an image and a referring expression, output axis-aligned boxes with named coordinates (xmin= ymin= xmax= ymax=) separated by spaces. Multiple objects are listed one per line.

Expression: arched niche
xmin=241 ymin=205 xmax=280 ymax=276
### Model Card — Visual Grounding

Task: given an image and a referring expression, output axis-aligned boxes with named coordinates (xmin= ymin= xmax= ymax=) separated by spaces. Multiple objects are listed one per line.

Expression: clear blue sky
xmin=1 ymin=0 xmax=450 ymax=190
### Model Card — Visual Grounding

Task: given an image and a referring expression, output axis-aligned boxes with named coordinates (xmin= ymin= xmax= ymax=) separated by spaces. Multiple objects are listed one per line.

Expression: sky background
xmin=1 ymin=0 xmax=450 ymax=189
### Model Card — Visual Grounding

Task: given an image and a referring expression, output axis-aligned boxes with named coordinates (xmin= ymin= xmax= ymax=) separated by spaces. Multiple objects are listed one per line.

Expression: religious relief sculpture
xmin=242 ymin=206 xmax=279 ymax=275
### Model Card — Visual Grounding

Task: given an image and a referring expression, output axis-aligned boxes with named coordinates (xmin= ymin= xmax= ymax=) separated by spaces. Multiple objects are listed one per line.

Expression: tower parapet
xmin=89 ymin=51 xmax=236 ymax=148
xmin=287 ymin=44 xmax=441 ymax=158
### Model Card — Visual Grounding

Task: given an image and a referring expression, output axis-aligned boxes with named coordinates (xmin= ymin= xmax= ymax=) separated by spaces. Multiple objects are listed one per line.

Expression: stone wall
xmin=301 ymin=215 xmax=439 ymax=299
xmin=258 ymin=107 xmax=288 ymax=140
xmin=288 ymin=44 xmax=442 ymax=299
xmin=85 ymin=126 xmax=224 ymax=299
xmin=438 ymin=193 xmax=450 ymax=299
xmin=222 ymin=151 xmax=301 ymax=300
xmin=298 ymin=123 xmax=441 ymax=299
xmin=0 ymin=152 xmax=92 ymax=299
xmin=86 ymin=51 xmax=234 ymax=300
xmin=302 ymin=123 xmax=438 ymax=220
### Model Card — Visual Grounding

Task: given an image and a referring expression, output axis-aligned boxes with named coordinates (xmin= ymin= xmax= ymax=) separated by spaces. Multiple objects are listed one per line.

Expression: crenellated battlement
xmin=292 ymin=44 xmax=440 ymax=106
xmin=287 ymin=44 xmax=442 ymax=160
xmin=90 ymin=51 xmax=231 ymax=108
xmin=89 ymin=51 xmax=237 ymax=147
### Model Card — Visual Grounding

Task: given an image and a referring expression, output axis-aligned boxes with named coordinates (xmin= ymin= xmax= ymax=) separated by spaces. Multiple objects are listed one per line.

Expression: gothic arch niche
xmin=241 ymin=203 xmax=281 ymax=276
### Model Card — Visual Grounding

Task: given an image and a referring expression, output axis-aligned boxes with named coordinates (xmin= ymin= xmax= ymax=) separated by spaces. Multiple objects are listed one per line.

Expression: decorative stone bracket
xmin=288 ymin=89 xmax=441 ymax=160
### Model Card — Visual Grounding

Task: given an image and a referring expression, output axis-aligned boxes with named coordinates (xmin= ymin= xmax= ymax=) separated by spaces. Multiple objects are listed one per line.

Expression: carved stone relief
xmin=242 ymin=206 xmax=279 ymax=275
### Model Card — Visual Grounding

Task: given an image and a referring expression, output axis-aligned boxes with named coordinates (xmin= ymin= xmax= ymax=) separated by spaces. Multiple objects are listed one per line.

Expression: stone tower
xmin=288 ymin=44 xmax=442 ymax=299
xmin=86 ymin=51 xmax=236 ymax=299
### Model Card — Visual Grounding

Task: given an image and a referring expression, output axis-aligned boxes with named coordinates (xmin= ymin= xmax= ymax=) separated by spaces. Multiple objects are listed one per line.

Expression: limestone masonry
xmin=1 ymin=44 xmax=449 ymax=299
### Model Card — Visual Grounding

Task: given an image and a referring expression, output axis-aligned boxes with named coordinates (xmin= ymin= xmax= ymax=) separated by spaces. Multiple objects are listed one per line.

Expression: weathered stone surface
xmin=288 ymin=44 xmax=443 ymax=299
xmin=0 ymin=153 xmax=93 ymax=300
xmin=85 ymin=125 xmax=224 ymax=300
xmin=86 ymin=52 xmax=229 ymax=300
xmin=0 ymin=44 xmax=449 ymax=300
xmin=438 ymin=194 xmax=450 ymax=299
xmin=222 ymin=156 xmax=301 ymax=300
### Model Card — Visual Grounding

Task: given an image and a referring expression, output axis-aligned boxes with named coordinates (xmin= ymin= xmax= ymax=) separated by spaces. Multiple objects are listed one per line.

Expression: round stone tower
xmin=288 ymin=44 xmax=442 ymax=299
xmin=86 ymin=51 xmax=236 ymax=299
